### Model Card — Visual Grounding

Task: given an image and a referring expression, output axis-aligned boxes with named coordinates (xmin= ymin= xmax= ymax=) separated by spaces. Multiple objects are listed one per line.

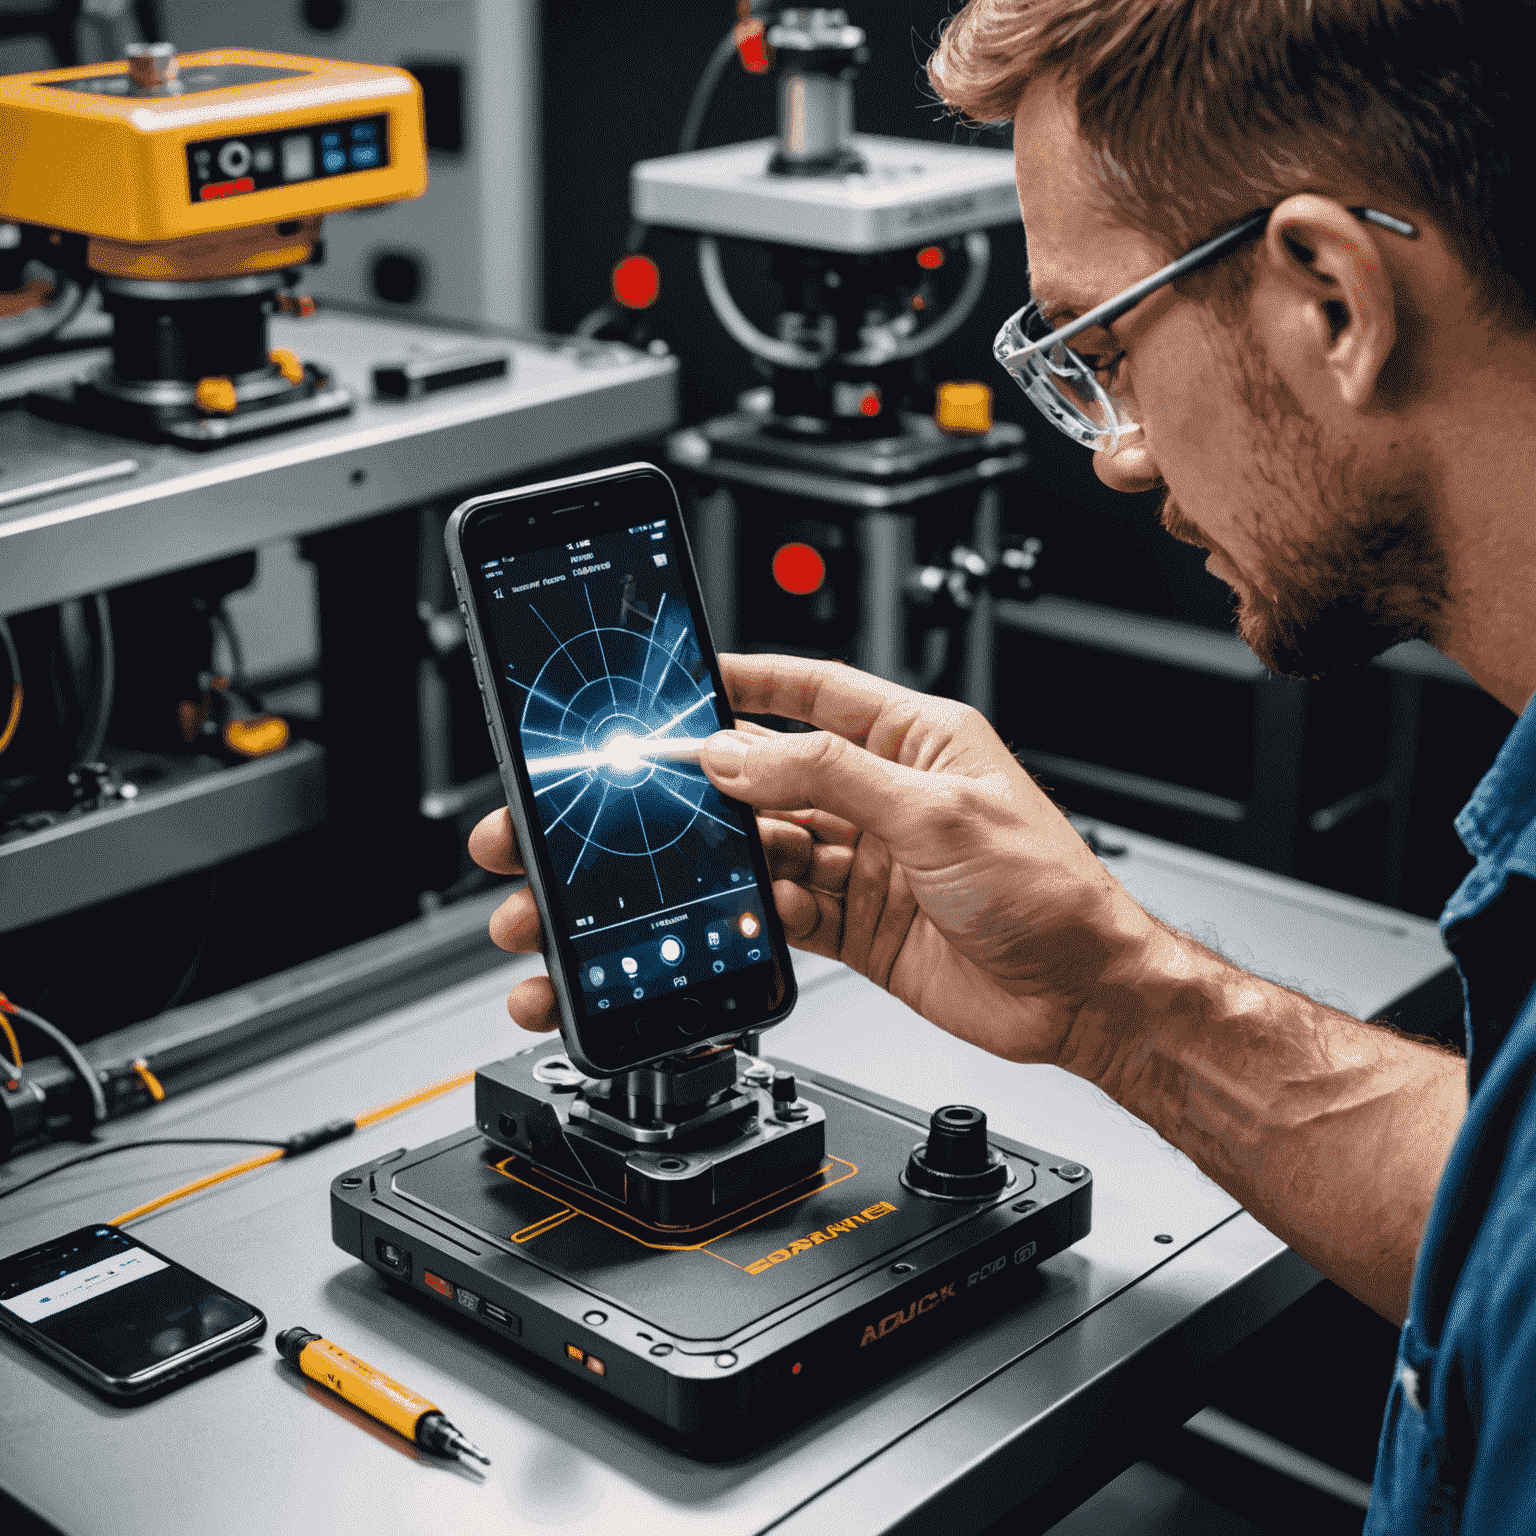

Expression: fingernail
xmin=702 ymin=731 xmax=749 ymax=777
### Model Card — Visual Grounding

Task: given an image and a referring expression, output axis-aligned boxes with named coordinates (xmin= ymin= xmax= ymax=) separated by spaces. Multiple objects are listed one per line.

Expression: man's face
xmin=1011 ymin=79 xmax=1446 ymax=677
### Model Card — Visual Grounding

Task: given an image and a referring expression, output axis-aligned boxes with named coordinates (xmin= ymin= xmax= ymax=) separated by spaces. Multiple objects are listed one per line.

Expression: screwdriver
xmin=276 ymin=1326 xmax=491 ymax=1467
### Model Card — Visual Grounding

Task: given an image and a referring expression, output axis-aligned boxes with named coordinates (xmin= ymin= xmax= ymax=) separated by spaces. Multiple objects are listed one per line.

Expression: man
xmin=472 ymin=2 xmax=1536 ymax=1526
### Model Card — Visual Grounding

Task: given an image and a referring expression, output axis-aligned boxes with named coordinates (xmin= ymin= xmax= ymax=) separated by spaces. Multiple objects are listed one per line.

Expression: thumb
xmin=701 ymin=728 xmax=943 ymax=857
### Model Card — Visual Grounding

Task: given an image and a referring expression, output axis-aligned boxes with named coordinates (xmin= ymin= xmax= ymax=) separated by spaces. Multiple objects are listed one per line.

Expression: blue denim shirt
xmin=1366 ymin=694 xmax=1536 ymax=1533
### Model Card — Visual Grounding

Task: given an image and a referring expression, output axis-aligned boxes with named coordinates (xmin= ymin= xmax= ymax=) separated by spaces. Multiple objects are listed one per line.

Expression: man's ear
xmin=1262 ymin=194 xmax=1397 ymax=409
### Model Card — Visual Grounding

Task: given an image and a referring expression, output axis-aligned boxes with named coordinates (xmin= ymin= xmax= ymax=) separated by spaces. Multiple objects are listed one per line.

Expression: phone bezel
xmin=445 ymin=462 xmax=797 ymax=1077
xmin=0 ymin=1223 xmax=266 ymax=1398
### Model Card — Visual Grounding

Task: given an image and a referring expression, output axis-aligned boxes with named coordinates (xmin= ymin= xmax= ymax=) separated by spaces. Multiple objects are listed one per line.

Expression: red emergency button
xmin=423 ymin=1270 xmax=453 ymax=1298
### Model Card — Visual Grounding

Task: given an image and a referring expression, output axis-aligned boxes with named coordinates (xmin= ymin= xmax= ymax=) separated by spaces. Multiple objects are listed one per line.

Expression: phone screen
xmin=0 ymin=1225 xmax=262 ymax=1386
xmin=460 ymin=470 xmax=792 ymax=1065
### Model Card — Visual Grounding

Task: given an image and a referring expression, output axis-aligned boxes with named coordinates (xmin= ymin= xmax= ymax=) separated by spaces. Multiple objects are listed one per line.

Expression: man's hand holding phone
xmin=471 ymin=652 xmax=1164 ymax=1068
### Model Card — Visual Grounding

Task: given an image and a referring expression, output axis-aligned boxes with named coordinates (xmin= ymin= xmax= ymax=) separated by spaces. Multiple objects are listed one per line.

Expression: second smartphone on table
xmin=445 ymin=462 xmax=796 ymax=1077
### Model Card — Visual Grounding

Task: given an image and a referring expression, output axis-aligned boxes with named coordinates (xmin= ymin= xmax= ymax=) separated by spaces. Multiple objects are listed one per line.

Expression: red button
xmin=200 ymin=176 xmax=255 ymax=200
xmin=423 ymin=1270 xmax=453 ymax=1298
xmin=771 ymin=542 xmax=825 ymax=596
xmin=612 ymin=255 xmax=660 ymax=309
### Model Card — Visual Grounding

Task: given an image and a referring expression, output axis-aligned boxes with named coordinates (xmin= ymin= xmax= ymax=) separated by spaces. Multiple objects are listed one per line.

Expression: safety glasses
xmin=993 ymin=206 xmax=1418 ymax=453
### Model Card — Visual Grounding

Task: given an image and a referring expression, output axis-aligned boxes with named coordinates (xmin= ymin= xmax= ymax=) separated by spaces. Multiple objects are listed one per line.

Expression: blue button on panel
xmin=320 ymin=131 xmax=341 ymax=149
xmin=321 ymin=148 xmax=348 ymax=174
xmin=350 ymin=121 xmax=378 ymax=142
xmin=349 ymin=145 xmax=380 ymax=169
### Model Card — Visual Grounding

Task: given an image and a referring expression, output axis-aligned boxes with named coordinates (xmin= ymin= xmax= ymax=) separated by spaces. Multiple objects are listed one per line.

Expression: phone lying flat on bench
xmin=445 ymin=462 xmax=796 ymax=1077
xmin=0 ymin=1223 xmax=264 ymax=1398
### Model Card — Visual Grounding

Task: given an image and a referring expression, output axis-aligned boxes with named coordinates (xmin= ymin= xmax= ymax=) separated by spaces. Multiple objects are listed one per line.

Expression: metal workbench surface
xmin=0 ymin=310 xmax=678 ymax=615
xmin=0 ymin=827 xmax=1451 ymax=1535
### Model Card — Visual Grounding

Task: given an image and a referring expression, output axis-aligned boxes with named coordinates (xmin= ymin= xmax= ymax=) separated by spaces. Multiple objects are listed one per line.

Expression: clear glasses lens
xmin=993 ymin=303 xmax=1136 ymax=453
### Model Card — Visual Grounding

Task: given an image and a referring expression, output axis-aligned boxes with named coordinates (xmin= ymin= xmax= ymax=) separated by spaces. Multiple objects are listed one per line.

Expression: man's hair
xmin=929 ymin=0 xmax=1535 ymax=324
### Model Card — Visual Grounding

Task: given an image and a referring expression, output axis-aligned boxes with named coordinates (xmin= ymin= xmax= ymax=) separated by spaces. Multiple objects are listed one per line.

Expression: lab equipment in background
xmin=0 ymin=43 xmax=426 ymax=445
xmin=158 ymin=0 xmax=540 ymax=330
xmin=626 ymin=7 xmax=1039 ymax=704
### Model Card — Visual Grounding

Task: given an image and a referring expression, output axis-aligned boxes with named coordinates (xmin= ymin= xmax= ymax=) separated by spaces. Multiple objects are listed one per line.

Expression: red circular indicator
xmin=612 ymin=254 xmax=660 ymax=309
xmin=916 ymin=245 xmax=945 ymax=270
xmin=858 ymin=389 xmax=882 ymax=417
xmin=771 ymin=542 xmax=826 ymax=596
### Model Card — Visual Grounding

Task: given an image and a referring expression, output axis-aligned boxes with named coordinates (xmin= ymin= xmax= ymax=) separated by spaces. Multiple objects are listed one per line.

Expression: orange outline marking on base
xmin=510 ymin=1207 xmax=575 ymax=1244
xmin=488 ymin=1154 xmax=858 ymax=1254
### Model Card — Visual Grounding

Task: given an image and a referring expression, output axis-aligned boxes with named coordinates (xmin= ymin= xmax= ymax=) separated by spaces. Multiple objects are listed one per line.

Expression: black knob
xmin=771 ymin=1070 xmax=798 ymax=1103
xmin=924 ymin=1105 xmax=990 ymax=1173
xmin=904 ymin=1103 xmax=1009 ymax=1200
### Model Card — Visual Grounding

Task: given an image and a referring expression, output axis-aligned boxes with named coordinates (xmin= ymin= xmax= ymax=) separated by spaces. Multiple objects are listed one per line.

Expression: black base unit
xmin=330 ymin=1057 xmax=1092 ymax=1455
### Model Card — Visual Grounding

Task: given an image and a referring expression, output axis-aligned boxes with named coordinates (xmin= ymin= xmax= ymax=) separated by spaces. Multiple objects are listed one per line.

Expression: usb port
xmin=374 ymin=1238 xmax=410 ymax=1278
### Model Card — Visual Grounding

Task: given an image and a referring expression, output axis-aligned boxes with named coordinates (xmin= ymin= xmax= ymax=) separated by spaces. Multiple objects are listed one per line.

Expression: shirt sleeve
xmin=1458 ymin=1168 xmax=1536 ymax=1533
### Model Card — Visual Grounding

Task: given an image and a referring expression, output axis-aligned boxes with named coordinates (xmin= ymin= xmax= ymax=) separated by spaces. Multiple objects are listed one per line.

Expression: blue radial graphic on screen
xmin=510 ymin=593 xmax=727 ymax=892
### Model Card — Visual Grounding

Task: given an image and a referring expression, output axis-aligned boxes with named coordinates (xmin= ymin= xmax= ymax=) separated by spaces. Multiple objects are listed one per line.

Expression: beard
xmin=1162 ymin=337 xmax=1448 ymax=680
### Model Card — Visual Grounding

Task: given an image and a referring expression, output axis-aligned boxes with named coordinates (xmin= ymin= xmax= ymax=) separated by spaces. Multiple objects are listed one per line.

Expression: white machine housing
xmin=631 ymin=134 xmax=1019 ymax=254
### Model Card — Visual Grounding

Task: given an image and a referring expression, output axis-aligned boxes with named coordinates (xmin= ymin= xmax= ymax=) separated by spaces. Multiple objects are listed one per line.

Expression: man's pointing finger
xmin=701 ymin=728 xmax=946 ymax=858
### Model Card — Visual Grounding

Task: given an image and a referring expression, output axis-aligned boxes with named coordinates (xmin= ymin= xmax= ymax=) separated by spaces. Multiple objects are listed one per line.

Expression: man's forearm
xmin=1065 ymin=925 xmax=1467 ymax=1324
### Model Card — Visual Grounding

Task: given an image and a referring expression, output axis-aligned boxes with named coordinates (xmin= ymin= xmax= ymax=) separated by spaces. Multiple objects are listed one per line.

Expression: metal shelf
xmin=0 ymin=312 xmax=678 ymax=614
xmin=0 ymin=739 xmax=327 ymax=935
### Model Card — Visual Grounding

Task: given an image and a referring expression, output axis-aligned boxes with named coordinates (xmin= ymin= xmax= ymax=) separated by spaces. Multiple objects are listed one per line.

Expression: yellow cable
xmin=132 ymin=1058 xmax=167 ymax=1102
xmin=0 ymin=682 xmax=20 ymax=758
xmin=112 ymin=1149 xmax=285 ymax=1226
xmin=112 ymin=1067 xmax=478 ymax=1227
xmin=353 ymin=1068 xmax=476 ymax=1128
xmin=0 ymin=1011 xmax=22 ymax=1078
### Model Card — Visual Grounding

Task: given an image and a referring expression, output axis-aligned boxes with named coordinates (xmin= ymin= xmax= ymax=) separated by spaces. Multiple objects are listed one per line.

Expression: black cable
xmin=0 ymin=613 xmax=21 ymax=759
xmin=77 ymin=591 xmax=115 ymax=765
xmin=0 ymin=1137 xmax=290 ymax=1203
xmin=678 ymin=28 xmax=745 ymax=159
xmin=156 ymin=870 xmax=217 ymax=1015
xmin=0 ymin=274 xmax=94 ymax=364
xmin=210 ymin=607 xmax=247 ymax=690
xmin=4 ymin=1001 xmax=106 ymax=1128
xmin=574 ymin=26 xmax=744 ymax=338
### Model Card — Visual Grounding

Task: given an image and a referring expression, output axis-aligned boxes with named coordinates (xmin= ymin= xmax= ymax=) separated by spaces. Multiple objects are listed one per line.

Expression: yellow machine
xmin=0 ymin=43 xmax=426 ymax=445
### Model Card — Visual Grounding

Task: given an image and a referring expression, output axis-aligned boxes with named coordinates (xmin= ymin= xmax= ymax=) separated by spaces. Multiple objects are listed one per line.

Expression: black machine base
xmin=27 ymin=365 xmax=352 ymax=449
xmin=330 ymin=1049 xmax=1092 ymax=1453
xmin=671 ymin=409 xmax=1027 ymax=509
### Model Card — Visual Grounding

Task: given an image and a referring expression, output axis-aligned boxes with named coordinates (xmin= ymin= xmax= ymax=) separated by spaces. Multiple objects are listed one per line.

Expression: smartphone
xmin=445 ymin=462 xmax=797 ymax=1076
xmin=0 ymin=1223 xmax=265 ymax=1397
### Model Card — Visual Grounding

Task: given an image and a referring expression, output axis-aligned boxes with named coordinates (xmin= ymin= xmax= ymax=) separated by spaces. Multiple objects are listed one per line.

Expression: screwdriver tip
xmin=453 ymin=1433 xmax=491 ymax=1466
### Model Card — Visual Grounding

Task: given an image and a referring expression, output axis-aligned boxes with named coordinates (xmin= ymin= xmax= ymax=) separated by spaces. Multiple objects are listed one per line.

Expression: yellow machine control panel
xmin=0 ymin=48 xmax=425 ymax=252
